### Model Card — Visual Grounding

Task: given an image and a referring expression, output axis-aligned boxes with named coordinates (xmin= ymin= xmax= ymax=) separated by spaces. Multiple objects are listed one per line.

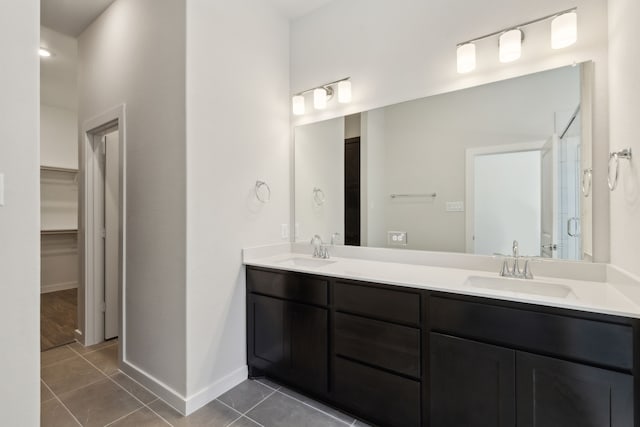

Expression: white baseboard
xmin=120 ymin=359 xmax=188 ymax=414
xmin=120 ymin=359 xmax=248 ymax=416
xmin=184 ymin=366 xmax=248 ymax=415
xmin=41 ymin=281 xmax=78 ymax=293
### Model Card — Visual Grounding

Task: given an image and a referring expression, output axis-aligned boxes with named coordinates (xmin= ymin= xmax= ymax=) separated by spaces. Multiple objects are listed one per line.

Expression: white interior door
xmin=541 ymin=135 xmax=559 ymax=258
xmin=104 ymin=131 xmax=120 ymax=339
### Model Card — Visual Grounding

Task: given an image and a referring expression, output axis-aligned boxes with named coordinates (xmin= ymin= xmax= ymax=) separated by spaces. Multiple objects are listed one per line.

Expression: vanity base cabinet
xmin=516 ymin=352 xmax=634 ymax=427
xmin=248 ymin=293 xmax=328 ymax=396
xmin=333 ymin=356 xmax=421 ymax=427
xmin=429 ymin=333 xmax=516 ymax=427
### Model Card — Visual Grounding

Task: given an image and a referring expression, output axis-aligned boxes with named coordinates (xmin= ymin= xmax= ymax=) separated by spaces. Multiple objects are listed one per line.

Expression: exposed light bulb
xmin=313 ymin=88 xmax=328 ymax=110
xmin=499 ymin=29 xmax=522 ymax=63
xmin=551 ymin=12 xmax=577 ymax=49
xmin=338 ymin=80 xmax=352 ymax=103
xmin=292 ymin=95 xmax=305 ymax=115
xmin=456 ymin=43 xmax=476 ymax=73
xmin=39 ymin=48 xmax=52 ymax=57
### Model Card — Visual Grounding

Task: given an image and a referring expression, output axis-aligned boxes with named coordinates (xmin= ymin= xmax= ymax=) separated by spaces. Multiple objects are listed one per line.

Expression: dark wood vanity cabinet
xmin=247 ymin=268 xmax=329 ymax=396
xmin=429 ymin=294 xmax=637 ymax=427
xmin=246 ymin=266 xmax=639 ymax=427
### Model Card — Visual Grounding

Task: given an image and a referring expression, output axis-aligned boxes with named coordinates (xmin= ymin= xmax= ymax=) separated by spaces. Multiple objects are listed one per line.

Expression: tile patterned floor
xmin=41 ymin=341 xmax=371 ymax=427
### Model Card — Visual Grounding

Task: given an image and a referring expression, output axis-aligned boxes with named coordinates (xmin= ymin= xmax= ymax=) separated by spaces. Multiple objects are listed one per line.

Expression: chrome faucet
xmin=310 ymin=234 xmax=330 ymax=259
xmin=499 ymin=240 xmax=534 ymax=279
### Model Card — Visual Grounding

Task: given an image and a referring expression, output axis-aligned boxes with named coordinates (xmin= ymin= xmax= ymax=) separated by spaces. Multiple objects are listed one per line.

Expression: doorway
xmin=80 ymin=105 xmax=126 ymax=347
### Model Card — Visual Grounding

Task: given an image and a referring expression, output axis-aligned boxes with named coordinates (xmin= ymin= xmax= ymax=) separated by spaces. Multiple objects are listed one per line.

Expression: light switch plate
xmin=388 ymin=231 xmax=408 ymax=246
xmin=446 ymin=201 xmax=464 ymax=212
xmin=0 ymin=173 xmax=4 ymax=206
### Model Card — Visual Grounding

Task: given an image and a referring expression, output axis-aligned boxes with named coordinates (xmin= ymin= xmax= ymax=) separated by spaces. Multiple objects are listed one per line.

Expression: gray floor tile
xmin=41 ymin=380 xmax=55 ymax=403
xmin=58 ymin=378 xmax=142 ymax=427
xmin=83 ymin=344 xmax=119 ymax=375
xmin=254 ymin=378 xmax=281 ymax=391
xmin=247 ymin=392 xmax=347 ymax=427
xmin=218 ymin=380 xmax=273 ymax=413
xmin=41 ymin=356 xmax=106 ymax=395
xmin=278 ymin=387 xmax=354 ymax=424
xmin=41 ymin=399 xmax=81 ymax=427
xmin=68 ymin=338 xmax=118 ymax=355
xmin=108 ymin=407 xmax=170 ymax=426
xmin=110 ymin=372 xmax=158 ymax=404
xmin=41 ymin=345 xmax=77 ymax=368
xmin=229 ymin=416 xmax=262 ymax=427
xmin=149 ymin=398 xmax=241 ymax=427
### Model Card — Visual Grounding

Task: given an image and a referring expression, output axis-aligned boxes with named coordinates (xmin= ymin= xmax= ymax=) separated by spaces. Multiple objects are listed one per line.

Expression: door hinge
xmin=101 ymin=228 xmax=106 ymax=239
xmin=101 ymin=301 xmax=106 ymax=313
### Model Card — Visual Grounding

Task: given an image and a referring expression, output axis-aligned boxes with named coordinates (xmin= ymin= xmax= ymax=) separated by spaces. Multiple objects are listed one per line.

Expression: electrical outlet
xmin=446 ymin=201 xmax=464 ymax=212
xmin=388 ymin=231 xmax=408 ymax=246
xmin=281 ymin=224 xmax=289 ymax=239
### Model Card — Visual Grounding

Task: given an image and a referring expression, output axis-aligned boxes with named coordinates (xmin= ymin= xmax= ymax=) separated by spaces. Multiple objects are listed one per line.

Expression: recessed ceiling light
xmin=39 ymin=48 xmax=52 ymax=57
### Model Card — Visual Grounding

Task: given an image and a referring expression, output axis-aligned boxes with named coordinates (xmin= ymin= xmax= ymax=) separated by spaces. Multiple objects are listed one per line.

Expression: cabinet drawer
xmin=247 ymin=268 xmax=328 ymax=306
xmin=334 ymin=312 xmax=420 ymax=378
xmin=333 ymin=356 xmax=421 ymax=427
xmin=334 ymin=281 xmax=421 ymax=325
xmin=430 ymin=296 xmax=634 ymax=371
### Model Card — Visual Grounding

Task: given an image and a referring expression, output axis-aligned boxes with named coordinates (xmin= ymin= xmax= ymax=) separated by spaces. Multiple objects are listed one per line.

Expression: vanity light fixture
xmin=292 ymin=95 xmax=305 ymax=116
xmin=291 ymin=77 xmax=351 ymax=115
xmin=314 ymin=87 xmax=329 ymax=110
xmin=456 ymin=43 xmax=476 ymax=73
xmin=456 ymin=7 xmax=577 ymax=73
xmin=338 ymin=80 xmax=352 ymax=103
xmin=499 ymin=29 xmax=523 ymax=63
xmin=551 ymin=11 xmax=577 ymax=49
xmin=39 ymin=47 xmax=52 ymax=57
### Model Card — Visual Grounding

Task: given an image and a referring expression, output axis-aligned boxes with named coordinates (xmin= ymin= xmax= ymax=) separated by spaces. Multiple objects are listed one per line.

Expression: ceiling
xmin=41 ymin=0 xmax=335 ymax=37
xmin=41 ymin=0 xmax=116 ymax=37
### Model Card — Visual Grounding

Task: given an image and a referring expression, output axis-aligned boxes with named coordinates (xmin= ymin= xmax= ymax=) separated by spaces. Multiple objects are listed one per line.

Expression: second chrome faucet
xmin=500 ymin=240 xmax=534 ymax=279
xmin=311 ymin=232 xmax=340 ymax=259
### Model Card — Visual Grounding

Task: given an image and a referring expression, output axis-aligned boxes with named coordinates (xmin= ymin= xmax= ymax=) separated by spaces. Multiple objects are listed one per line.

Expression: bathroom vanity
xmin=245 ymin=254 xmax=640 ymax=427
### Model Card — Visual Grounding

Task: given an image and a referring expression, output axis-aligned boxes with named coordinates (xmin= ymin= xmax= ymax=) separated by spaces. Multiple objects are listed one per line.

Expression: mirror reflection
xmin=294 ymin=63 xmax=592 ymax=261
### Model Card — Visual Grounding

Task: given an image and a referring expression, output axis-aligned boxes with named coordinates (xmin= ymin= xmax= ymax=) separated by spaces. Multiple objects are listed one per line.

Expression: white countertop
xmin=244 ymin=251 xmax=640 ymax=319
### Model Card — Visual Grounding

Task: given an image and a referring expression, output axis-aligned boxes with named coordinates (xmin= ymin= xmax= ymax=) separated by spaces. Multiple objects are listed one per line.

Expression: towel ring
xmin=581 ymin=168 xmax=592 ymax=198
xmin=608 ymin=148 xmax=632 ymax=191
xmin=313 ymin=187 xmax=325 ymax=206
xmin=255 ymin=180 xmax=271 ymax=203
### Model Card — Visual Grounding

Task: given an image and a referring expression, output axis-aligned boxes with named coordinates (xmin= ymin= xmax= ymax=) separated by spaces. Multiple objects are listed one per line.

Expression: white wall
xmin=41 ymin=104 xmax=78 ymax=169
xmin=291 ymin=0 xmax=610 ymax=262
xmin=185 ymin=0 xmax=290 ymax=414
xmin=608 ymin=0 xmax=640 ymax=277
xmin=294 ymin=117 xmax=345 ymax=243
xmin=0 ymin=0 xmax=40 ymax=424
xmin=78 ymin=0 xmax=188 ymax=400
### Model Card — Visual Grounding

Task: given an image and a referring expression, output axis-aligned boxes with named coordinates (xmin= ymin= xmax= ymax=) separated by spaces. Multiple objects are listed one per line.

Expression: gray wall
xmin=78 ymin=0 xmax=188 ymax=396
xmin=0 ymin=0 xmax=40 ymax=423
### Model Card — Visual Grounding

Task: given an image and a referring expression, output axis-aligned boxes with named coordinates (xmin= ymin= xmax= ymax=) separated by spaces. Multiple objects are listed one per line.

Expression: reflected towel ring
xmin=255 ymin=180 xmax=271 ymax=203
xmin=608 ymin=148 xmax=632 ymax=191
xmin=313 ymin=187 xmax=326 ymax=206
xmin=581 ymin=168 xmax=592 ymax=198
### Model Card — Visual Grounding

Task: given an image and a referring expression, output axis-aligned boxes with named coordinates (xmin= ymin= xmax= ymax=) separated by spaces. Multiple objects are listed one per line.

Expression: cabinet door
xmin=249 ymin=294 xmax=328 ymax=395
xmin=517 ymin=352 xmax=634 ymax=427
xmin=289 ymin=301 xmax=328 ymax=395
xmin=430 ymin=333 xmax=516 ymax=427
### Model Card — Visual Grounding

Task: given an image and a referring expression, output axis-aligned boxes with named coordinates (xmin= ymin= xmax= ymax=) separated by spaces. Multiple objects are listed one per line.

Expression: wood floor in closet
xmin=41 ymin=288 xmax=77 ymax=351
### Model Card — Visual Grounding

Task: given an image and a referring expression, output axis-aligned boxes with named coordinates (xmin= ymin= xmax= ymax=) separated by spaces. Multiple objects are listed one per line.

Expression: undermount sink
xmin=465 ymin=275 xmax=576 ymax=299
xmin=276 ymin=257 xmax=336 ymax=268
